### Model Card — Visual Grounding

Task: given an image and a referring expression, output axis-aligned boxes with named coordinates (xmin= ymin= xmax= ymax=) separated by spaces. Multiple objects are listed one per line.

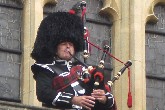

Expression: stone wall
xmin=0 ymin=100 xmax=56 ymax=110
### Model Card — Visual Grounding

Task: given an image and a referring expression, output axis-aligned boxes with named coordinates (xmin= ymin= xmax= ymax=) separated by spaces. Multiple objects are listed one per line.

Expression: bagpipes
xmin=69 ymin=1 xmax=132 ymax=109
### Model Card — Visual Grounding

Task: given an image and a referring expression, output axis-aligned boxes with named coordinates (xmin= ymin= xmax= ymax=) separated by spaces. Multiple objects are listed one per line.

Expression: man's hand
xmin=72 ymin=96 xmax=95 ymax=110
xmin=91 ymin=89 xmax=107 ymax=104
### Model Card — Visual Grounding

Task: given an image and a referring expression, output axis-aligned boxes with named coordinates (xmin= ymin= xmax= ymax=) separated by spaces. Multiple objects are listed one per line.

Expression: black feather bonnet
xmin=31 ymin=12 xmax=84 ymax=62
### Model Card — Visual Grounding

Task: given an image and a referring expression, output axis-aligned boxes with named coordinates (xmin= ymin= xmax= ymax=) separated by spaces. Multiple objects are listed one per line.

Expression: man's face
xmin=56 ymin=42 xmax=75 ymax=61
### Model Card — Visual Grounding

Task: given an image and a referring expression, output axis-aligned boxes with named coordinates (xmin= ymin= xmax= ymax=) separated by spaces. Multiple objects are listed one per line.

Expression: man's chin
xmin=64 ymin=56 xmax=72 ymax=61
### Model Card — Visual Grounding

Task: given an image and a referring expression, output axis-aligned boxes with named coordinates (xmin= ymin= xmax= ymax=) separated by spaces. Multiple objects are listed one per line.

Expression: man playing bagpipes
xmin=31 ymin=11 xmax=116 ymax=110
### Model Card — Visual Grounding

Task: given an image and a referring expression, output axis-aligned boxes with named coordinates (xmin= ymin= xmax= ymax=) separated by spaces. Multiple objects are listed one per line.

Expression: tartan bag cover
xmin=52 ymin=65 xmax=83 ymax=92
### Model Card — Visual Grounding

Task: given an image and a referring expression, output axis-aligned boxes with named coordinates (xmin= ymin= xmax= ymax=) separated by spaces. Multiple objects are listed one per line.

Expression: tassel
xmin=127 ymin=92 xmax=132 ymax=108
xmin=127 ymin=68 xmax=132 ymax=108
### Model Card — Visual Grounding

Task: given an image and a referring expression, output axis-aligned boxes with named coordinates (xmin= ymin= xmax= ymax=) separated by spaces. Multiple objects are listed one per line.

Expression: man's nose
xmin=66 ymin=43 xmax=71 ymax=47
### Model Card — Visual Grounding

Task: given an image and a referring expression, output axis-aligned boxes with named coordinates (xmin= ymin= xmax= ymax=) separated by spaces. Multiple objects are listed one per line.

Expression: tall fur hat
xmin=31 ymin=12 xmax=84 ymax=62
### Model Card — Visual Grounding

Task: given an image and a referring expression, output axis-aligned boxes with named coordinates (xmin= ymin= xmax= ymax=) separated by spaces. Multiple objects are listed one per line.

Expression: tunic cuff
xmin=52 ymin=92 xmax=74 ymax=106
xmin=105 ymin=92 xmax=115 ymax=108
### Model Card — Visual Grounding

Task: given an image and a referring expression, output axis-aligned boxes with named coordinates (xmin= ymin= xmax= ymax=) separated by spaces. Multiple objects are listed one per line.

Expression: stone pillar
xmin=22 ymin=0 xmax=43 ymax=106
xmin=129 ymin=0 xmax=146 ymax=109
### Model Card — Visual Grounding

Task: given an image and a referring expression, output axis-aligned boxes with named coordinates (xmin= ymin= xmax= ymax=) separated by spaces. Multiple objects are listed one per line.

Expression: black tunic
xmin=31 ymin=59 xmax=114 ymax=110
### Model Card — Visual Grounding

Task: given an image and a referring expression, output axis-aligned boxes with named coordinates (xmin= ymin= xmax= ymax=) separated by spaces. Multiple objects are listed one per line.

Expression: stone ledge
xmin=0 ymin=100 xmax=60 ymax=110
